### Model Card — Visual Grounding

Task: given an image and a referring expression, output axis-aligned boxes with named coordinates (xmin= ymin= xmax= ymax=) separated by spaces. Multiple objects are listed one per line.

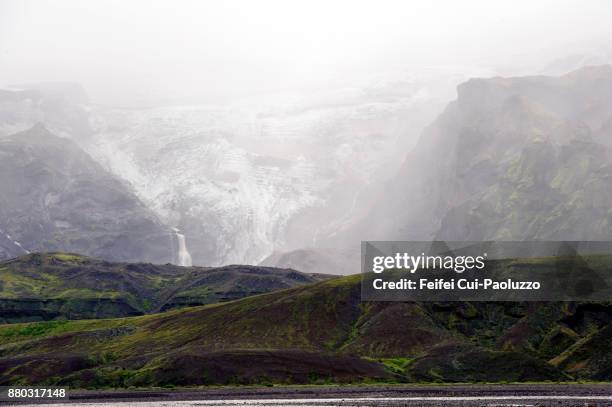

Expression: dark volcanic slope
xmin=0 ymin=124 xmax=173 ymax=263
xmin=0 ymin=252 xmax=333 ymax=323
xmin=3 ymin=257 xmax=611 ymax=387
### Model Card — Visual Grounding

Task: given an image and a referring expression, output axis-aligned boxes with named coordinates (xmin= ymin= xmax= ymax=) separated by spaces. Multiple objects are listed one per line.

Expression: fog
xmin=1 ymin=0 xmax=612 ymax=106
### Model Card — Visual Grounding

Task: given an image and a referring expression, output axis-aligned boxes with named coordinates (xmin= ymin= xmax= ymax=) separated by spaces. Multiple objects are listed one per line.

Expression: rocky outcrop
xmin=0 ymin=125 xmax=173 ymax=263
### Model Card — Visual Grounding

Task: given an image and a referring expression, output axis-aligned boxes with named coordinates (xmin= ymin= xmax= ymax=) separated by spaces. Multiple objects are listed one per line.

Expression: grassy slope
xmin=5 ymin=255 xmax=612 ymax=386
xmin=0 ymin=253 xmax=333 ymax=323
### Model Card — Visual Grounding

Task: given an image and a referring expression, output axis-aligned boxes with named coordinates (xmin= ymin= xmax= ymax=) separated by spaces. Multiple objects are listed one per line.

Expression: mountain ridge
xmin=0 ymin=252 xmax=334 ymax=323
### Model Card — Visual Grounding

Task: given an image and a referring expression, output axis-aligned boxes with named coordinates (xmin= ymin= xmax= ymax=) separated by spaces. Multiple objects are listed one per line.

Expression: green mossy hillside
xmin=0 ymin=253 xmax=333 ymax=323
xmin=2 ymin=256 xmax=611 ymax=387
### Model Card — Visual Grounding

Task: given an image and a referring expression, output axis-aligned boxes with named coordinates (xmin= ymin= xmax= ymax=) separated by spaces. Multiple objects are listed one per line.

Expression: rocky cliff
xmin=341 ymin=66 xmax=612 ymax=243
xmin=0 ymin=125 xmax=173 ymax=263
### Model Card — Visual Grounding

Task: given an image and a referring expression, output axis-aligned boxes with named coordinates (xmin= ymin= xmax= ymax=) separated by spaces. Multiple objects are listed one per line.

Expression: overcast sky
xmin=1 ymin=0 xmax=611 ymax=106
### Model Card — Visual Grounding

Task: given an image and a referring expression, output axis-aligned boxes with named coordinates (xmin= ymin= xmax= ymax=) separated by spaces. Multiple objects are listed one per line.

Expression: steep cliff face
xmin=343 ymin=66 xmax=612 ymax=243
xmin=0 ymin=125 xmax=173 ymax=263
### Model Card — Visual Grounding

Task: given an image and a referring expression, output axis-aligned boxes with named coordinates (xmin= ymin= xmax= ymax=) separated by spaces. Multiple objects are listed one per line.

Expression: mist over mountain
xmin=1 ymin=69 xmax=488 ymax=266
xmin=0 ymin=124 xmax=173 ymax=263
xmin=84 ymin=73 xmax=460 ymax=266
xmin=1 ymin=65 xmax=611 ymax=269
xmin=329 ymin=66 xmax=612 ymax=248
xmin=0 ymin=83 xmax=92 ymax=139
xmin=540 ymin=44 xmax=612 ymax=76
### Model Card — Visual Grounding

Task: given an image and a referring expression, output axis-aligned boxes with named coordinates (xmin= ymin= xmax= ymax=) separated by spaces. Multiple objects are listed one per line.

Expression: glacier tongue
xmin=84 ymin=95 xmax=444 ymax=265
xmin=80 ymin=70 xmax=490 ymax=266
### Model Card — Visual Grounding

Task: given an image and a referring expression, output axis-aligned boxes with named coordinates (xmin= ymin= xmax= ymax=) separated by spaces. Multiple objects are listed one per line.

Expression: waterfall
xmin=172 ymin=227 xmax=193 ymax=267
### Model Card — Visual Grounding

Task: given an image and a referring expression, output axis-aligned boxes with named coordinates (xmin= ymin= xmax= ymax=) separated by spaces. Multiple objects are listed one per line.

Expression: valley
xmin=3 ymin=1 xmax=612 ymax=402
xmin=1 ymin=65 xmax=612 ymax=391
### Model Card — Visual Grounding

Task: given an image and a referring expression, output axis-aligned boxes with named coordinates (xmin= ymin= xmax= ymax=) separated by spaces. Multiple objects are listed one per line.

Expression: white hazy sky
xmin=1 ymin=0 xmax=611 ymax=105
